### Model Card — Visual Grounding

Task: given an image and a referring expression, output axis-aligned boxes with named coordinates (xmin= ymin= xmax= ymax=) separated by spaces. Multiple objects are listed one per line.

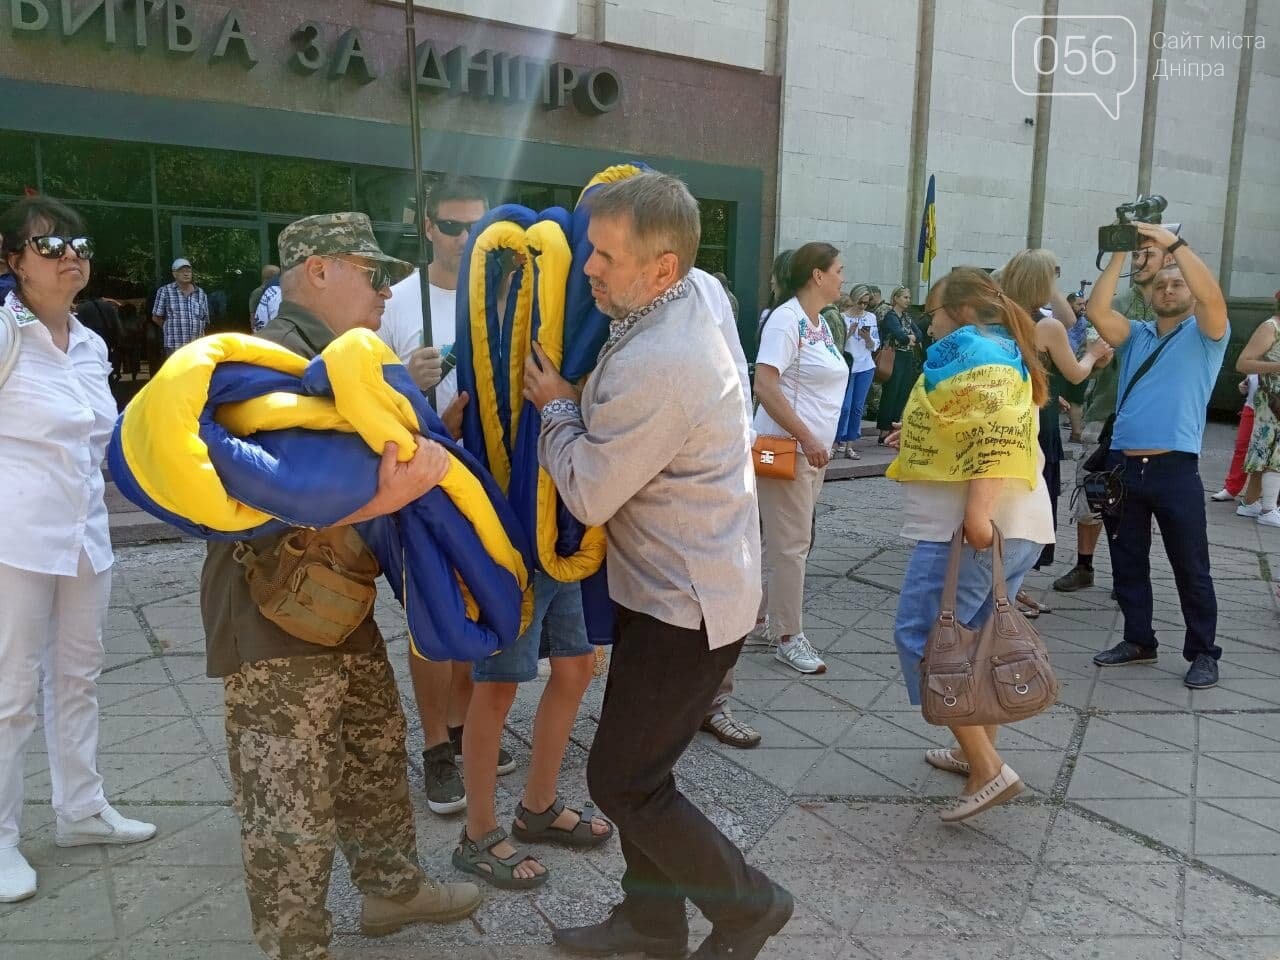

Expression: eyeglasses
xmin=433 ymin=218 xmax=479 ymax=238
xmin=27 ymin=236 xmax=95 ymax=261
xmin=325 ymin=257 xmax=392 ymax=291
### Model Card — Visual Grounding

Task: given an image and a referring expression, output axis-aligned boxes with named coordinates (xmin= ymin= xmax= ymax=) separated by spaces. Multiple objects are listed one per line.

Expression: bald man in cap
xmin=201 ymin=212 xmax=481 ymax=960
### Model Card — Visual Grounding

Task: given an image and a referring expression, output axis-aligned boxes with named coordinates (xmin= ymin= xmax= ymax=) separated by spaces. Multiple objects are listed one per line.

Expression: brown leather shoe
xmin=360 ymin=878 xmax=482 ymax=935
xmin=701 ymin=708 xmax=762 ymax=748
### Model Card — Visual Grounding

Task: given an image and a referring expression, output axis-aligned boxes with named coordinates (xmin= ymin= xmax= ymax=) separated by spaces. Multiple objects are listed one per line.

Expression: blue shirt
xmin=1111 ymin=316 xmax=1228 ymax=454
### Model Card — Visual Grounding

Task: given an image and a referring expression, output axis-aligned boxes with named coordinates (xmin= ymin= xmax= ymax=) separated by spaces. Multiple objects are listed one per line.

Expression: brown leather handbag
xmin=872 ymin=343 xmax=896 ymax=384
xmin=752 ymin=434 xmax=798 ymax=480
xmin=919 ymin=525 xmax=1060 ymax=727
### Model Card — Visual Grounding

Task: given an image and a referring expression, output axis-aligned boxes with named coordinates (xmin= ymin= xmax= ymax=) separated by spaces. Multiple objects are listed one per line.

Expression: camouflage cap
xmin=277 ymin=212 xmax=413 ymax=285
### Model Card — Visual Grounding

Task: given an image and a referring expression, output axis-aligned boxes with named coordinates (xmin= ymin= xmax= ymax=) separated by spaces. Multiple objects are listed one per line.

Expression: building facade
xmin=1 ymin=0 xmax=1275 ymax=355
xmin=0 ymin=0 xmax=780 ymax=338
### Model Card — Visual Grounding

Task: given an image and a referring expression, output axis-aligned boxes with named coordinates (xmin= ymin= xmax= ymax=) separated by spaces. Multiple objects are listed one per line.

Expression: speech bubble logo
xmin=1011 ymin=15 xmax=1138 ymax=120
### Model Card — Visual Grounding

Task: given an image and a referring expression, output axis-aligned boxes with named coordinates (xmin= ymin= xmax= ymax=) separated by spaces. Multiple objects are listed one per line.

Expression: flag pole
xmin=403 ymin=0 xmax=435 ymax=405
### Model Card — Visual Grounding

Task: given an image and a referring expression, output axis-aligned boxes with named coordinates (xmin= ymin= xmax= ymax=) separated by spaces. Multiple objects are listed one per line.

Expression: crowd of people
xmin=0 ymin=176 xmax=1257 ymax=960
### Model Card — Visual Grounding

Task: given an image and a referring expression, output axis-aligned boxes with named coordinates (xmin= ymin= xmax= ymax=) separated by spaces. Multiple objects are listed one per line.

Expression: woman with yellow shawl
xmin=886 ymin=267 xmax=1054 ymax=823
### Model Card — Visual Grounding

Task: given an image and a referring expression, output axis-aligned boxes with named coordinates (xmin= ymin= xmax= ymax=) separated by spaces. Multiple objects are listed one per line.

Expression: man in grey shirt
xmin=522 ymin=173 xmax=791 ymax=960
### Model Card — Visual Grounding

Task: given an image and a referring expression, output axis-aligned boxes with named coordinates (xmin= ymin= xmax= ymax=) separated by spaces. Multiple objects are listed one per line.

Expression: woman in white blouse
xmin=0 ymin=198 xmax=155 ymax=904
xmin=753 ymin=242 xmax=849 ymax=676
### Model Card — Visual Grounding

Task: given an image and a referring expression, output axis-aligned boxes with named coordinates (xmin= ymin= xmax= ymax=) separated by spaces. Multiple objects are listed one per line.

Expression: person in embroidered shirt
xmin=522 ymin=173 xmax=792 ymax=960
xmin=0 ymin=196 xmax=157 ymax=905
xmin=151 ymin=256 xmax=209 ymax=356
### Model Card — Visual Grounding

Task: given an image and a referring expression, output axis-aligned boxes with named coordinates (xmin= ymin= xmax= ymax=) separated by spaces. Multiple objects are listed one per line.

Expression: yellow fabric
xmin=576 ymin=163 xmax=646 ymax=208
xmin=467 ymin=216 xmax=607 ymax=583
xmin=121 ymin=330 xmax=532 ymax=632
xmin=886 ymin=365 xmax=1040 ymax=487
xmin=120 ymin=334 xmax=307 ymax=531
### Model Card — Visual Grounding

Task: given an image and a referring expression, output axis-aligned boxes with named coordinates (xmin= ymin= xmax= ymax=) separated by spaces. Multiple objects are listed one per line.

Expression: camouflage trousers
xmin=224 ymin=643 xmax=424 ymax=960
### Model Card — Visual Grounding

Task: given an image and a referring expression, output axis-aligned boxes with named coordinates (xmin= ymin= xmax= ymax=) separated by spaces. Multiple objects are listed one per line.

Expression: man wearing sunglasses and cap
xmin=201 ymin=211 xmax=482 ymax=960
xmin=151 ymin=256 xmax=209 ymax=357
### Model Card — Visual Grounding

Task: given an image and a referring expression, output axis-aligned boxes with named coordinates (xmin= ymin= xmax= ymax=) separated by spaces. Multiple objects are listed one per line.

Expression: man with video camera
xmin=1085 ymin=220 xmax=1229 ymax=689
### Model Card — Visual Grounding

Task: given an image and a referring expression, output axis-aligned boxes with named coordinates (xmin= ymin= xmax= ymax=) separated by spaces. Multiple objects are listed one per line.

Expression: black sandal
xmin=451 ymin=826 xmax=548 ymax=890
xmin=511 ymin=798 xmax=614 ymax=849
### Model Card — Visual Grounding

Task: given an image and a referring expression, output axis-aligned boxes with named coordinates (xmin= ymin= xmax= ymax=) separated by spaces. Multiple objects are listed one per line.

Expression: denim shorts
xmin=473 ymin=570 xmax=592 ymax=683
xmin=893 ymin=537 xmax=1044 ymax=706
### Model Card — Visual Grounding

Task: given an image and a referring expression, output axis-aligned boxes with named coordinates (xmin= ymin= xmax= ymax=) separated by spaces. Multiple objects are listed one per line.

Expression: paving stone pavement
xmin=6 ymin=424 xmax=1280 ymax=960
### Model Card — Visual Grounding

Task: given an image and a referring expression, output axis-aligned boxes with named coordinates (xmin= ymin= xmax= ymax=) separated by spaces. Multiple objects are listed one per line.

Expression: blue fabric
xmin=109 ymin=352 xmax=532 ymax=663
xmin=893 ymin=537 xmax=1043 ymax=706
xmin=1103 ymin=451 xmax=1220 ymax=661
xmin=472 ymin=570 xmax=592 ymax=682
xmin=1110 ymin=316 xmax=1228 ymax=454
xmin=836 ymin=367 xmax=875 ymax=443
xmin=921 ymin=325 xmax=1027 ymax=393
xmin=561 ymin=188 xmax=613 ymax=383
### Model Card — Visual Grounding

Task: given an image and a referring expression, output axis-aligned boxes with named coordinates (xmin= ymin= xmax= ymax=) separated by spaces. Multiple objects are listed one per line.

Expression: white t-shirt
xmin=377 ymin=271 xmax=459 ymax=412
xmin=899 ymin=451 xmax=1057 ymax=546
xmin=752 ymin=298 xmax=849 ymax=451
xmin=844 ymin=310 xmax=880 ymax=373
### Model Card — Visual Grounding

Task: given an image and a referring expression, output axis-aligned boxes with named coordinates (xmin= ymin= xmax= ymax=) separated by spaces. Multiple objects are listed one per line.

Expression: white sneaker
xmin=1238 ymin=500 xmax=1264 ymax=518
xmin=845 ymin=447 xmax=861 ymax=460
xmin=1211 ymin=488 xmax=1236 ymax=502
xmin=0 ymin=847 xmax=36 ymax=903
xmin=1259 ymin=510 xmax=1280 ymax=528
xmin=774 ymin=633 xmax=827 ymax=674
xmin=55 ymin=804 xmax=157 ymax=847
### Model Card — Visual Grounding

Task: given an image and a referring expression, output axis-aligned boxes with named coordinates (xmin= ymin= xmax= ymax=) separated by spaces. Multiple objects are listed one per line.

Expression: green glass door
xmin=172 ymin=217 xmax=266 ymax=333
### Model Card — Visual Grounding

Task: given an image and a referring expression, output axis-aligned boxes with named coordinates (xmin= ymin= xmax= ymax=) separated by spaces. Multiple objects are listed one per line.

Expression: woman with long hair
xmin=998 ymin=250 xmax=1112 ymax=615
xmin=753 ymin=242 xmax=849 ymax=676
xmin=757 ymin=248 xmax=796 ymax=339
xmin=886 ymin=268 xmax=1055 ymax=821
xmin=833 ymin=285 xmax=879 ymax=460
xmin=0 ymin=197 xmax=156 ymax=902
xmin=876 ymin=285 xmax=923 ymax=442
xmin=1236 ymin=290 xmax=1280 ymax=525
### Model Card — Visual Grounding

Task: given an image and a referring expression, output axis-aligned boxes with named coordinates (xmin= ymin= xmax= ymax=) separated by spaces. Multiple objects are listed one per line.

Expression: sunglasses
xmin=325 ymin=256 xmax=393 ymax=291
xmin=433 ymin=218 xmax=479 ymax=238
xmin=27 ymin=235 xmax=95 ymax=260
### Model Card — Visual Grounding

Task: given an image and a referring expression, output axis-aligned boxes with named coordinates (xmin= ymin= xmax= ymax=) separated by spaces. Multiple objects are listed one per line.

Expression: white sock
xmin=1263 ymin=473 xmax=1280 ymax=512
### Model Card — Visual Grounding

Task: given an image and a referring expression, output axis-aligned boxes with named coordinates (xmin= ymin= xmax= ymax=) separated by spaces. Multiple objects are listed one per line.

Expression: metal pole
xmin=403 ymin=0 xmax=436 ymax=404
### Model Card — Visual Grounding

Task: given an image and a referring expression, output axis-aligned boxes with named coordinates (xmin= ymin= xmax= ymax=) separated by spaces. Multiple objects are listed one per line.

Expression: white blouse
xmin=0 ymin=293 xmax=116 ymax=576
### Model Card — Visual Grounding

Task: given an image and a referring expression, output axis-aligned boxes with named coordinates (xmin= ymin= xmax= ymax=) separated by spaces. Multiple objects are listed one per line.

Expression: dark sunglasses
xmin=326 ymin=256 xmax=392 ymax=291
xmin=27 ymin=235 xmax=95 ymax=260
xmin=434 ymin=218 xmax=479 ymax=238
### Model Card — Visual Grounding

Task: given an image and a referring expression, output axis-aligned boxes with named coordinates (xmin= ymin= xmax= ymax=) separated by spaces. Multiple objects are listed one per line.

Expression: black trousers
xmin=587 ymin=605 xmax=774 ymax=936
xmin=1104 ymin=452 xmax=1221 ymax=662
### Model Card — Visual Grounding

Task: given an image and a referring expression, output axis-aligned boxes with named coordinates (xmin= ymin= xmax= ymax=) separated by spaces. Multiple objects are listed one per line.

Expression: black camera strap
xmin=1084 ymin=319 xmax=1189 ymax=473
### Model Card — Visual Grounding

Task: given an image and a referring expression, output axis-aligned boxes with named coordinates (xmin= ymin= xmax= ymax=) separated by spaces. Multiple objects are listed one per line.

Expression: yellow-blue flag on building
xmin=917 ymin=174 xmax=936 ymax=284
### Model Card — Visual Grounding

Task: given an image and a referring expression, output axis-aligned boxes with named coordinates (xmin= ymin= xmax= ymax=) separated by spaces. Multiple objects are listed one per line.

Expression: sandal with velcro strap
xmin=511 ymin=798 xmax=614 ymax=849
xmin=451 ymin=826 xmax=548 ymax=890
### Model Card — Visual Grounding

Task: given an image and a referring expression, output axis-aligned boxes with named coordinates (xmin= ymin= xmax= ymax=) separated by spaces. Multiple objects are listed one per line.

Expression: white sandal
xmin=939 ymin=764 xmax=1023 ymax=823
xmin=924 ymin=747 xmax=970 ymax=776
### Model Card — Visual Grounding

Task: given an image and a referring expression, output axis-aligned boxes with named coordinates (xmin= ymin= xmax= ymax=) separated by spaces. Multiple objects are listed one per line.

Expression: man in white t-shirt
xmin=376 ymin=177 xmax=514 ymax=817
xmin=378 ymin=178 xmax=485 ymax=441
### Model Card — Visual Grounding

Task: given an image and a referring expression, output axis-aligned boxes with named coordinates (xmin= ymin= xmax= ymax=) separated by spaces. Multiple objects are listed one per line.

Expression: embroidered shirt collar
xmin=597 ymin=278 xmax=691 ymax=363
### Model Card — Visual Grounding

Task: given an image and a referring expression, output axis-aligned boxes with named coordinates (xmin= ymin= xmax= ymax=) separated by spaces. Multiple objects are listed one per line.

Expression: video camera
xmin=1098 ymin=194 xmax=1167 ymax=253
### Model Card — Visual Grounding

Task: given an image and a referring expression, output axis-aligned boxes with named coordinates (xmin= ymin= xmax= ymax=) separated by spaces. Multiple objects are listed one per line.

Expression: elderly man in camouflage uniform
xmin=201 ymin=213 xmax=481 ymax=960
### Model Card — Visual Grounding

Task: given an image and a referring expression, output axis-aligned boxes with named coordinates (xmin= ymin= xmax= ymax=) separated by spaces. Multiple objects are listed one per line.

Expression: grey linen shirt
xmin=538 ymin=282 xmax=762 ymax=649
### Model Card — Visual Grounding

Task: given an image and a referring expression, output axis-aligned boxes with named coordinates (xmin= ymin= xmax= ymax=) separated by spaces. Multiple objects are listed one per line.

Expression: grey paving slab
xmin=11 ymin=434 xmax=1280 ymax=958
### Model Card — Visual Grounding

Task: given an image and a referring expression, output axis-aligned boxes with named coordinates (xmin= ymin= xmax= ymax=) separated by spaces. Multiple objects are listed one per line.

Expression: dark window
xmin=0 ymin=132 xmax=38 ymax=199
xmin=259 ymin=158 xmax=352 ymax=215
xmin=78 ymin=206 xmax=155 ymax=301
xmin=696 ymin=199 xmax=734 ymax=280
xmin=155 ymin=146 xmax=255 ymax=210
xmin=41 ymin=135 xmax=151 ymax=204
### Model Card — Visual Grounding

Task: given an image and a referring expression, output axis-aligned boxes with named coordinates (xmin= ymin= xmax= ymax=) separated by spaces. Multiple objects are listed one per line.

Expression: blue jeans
xmin=894 ymin=537 xmax=1044 ymax=706
xmin=836 ymin=367 xmax=875 ymax=443
xmin=472 ymin=571 xmax=591 ymax=683
xmin=1104 ymin=452 xmax=1220 ymax=662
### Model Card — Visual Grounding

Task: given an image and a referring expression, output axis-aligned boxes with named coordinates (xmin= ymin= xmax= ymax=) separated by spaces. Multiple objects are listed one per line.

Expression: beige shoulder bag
xmin=920 ymin=524 xmax=1060 ymax=727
